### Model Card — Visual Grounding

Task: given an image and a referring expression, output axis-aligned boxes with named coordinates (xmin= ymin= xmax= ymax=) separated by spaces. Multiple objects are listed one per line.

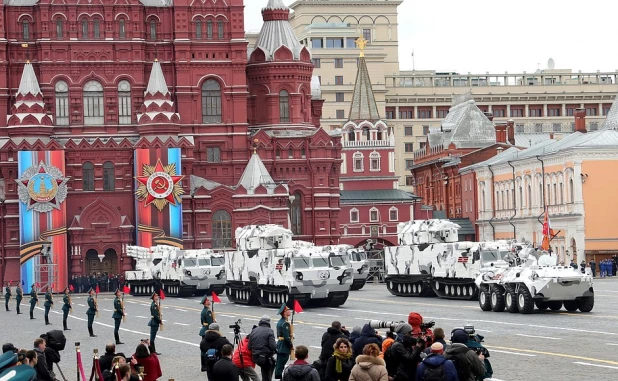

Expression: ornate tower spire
xmin=137 ymin=59 xmax=180 ymax=127
xmin=7 ymin=61 xmax=53 ymax=136
xmin=347 ymin=38 xmax=381 ymax=122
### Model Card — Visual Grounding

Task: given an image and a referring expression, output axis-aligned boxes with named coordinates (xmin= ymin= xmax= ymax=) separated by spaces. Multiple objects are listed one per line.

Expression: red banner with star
xmin=134 ymin=148 xmax=184 ymax=248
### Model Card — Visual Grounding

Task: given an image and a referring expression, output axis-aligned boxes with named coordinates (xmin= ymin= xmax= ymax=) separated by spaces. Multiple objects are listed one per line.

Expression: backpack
xmin=206 ymin=348 xmax=220 ymax=363
xmin=446 ymin=349 xmax=471 ymax=381
xmin=383 ymin=343 xmax=398 ymax=376
xmin=422 ymin=359 xmax=446 ymax=381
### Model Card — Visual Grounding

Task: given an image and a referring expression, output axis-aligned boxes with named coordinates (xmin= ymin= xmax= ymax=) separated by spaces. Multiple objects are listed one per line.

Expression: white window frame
xmin=389 ymin=207 xmax=398 ymax=221
xmin=350 ymin=208 xmax=359 ymax=223
xmin=117 ymin=80 xmax=132 ymax=125
xmin=369 ymin=151 xmax=381 ymax=172
xmin=369 ymin=207 xmax=379 ymax=222
xmin=353 ymin=152 xmax=364 ymax=172
xmin=83 ymin=80 xmax=104 ymax=125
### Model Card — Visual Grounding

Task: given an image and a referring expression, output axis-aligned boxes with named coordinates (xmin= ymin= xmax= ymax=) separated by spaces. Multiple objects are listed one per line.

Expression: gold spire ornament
xmin=355 ymin=36 xmax=368 ymax=57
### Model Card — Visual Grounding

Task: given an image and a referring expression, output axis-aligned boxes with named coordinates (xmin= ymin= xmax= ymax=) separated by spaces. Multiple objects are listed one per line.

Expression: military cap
xmin=87 ymin=287 xmax=95 ymax=294
xmin=277 ymin=303 xmax=289 ymax=315
xmin=150 ymin=292 xmax=158 ymax=300
xmin=0 ymin=351 xmax=18 ymax=371
xmin=114 ymin=288 xmax=122 ymax=295
xmin=200 ymin=295 xmax=210 ymax=304
xmin=0 ymin=364 xmax=37 ymax=380
xmin=63 ymin=287 xmax=70 ymax=293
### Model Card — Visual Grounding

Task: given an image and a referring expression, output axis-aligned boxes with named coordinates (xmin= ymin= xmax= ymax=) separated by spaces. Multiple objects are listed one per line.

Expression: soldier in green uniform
xmin=62 ymin=287 xmax=72 ymax=331
xmin=43 ymin=286 xmax=53 ymax=325
xmin=15 ymin=283 xmax=23 ymax=314
xmin=112 ymin=288 xmax=125 ymax=345
xmin=4 ymin=281 xmax=11 ymax=311
xmin=86 ymin=288 xmax=98 ymax=337
xmin=148 ymin=292 xmax=162 ymax=355
xmin=29 ymin=284 xmax=38 ymax=319
xmin=198 ymin=295 xmax=214 ymax=337
xmin=274 ymin=303 xmax=293 ymax=379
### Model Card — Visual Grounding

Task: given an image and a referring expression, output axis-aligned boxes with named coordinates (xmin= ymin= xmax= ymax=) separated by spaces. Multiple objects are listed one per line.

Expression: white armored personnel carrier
xmin=348 ymin=247 xmax=369 ymax=290
xmin=476 ymin=246 xmax=594 ymax=313
xmin=176 ymin=249 xmax=226 ymax=296
xmin=225 ymin=224 xmax=354 ymax=308
xmin=384 ymin=219 xmax=460 ymax=297
xmin=125 ymin=245 xmax=225 ymax=297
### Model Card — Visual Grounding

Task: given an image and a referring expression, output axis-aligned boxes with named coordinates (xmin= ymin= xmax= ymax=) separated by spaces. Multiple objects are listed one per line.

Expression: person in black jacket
xmin=33 ymin=338 xmax=55 ymax=381
xmin=388 ymin=323 xmax=424 ymax=381
xmin=99 ymin=343 xmax=129 ymax=375
xmin=319 ymin=321 xmax=350 ymax=363
xmin=199 ymin=323 xmax=231 ymax=380
xmin=352 ymin=324 xmax=383 ymax=359
xmin=212 ymin=344 xmax=240 ymax=380
xmin=248 ymin=315 xmax=277 ymax=381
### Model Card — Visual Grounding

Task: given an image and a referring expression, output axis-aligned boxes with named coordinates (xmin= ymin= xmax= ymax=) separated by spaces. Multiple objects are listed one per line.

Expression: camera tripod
xmin=231 ymin=323 xmax=248 ymax=381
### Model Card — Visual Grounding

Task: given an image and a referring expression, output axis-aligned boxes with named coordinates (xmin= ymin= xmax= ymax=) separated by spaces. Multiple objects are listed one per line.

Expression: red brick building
xmin=0 ymin=0 xmax=341 ymax=287
xmin=409 ymin=94 xmax=518 ymax=240
xmin=339 ymin=46 xmax=419 ymax=248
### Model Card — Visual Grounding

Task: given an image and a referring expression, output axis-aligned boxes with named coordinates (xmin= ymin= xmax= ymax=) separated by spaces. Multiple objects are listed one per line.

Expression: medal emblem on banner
xmin=135 ymin=159 xmax=184 ymax=212
xmin=16 ymin=162 xmax=69 ymax=213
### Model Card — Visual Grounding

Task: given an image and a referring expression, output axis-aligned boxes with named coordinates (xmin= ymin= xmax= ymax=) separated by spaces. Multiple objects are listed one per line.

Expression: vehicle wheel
xmin=577 ymin=296 xmax=594 ymax=312
xmin=563 ymin=300 xmax=578 ymax=312
xmin=534 ymin=300 xmax=548 ymax=310
xmin=479 ymin=284 xmax=492 ymax=311
xmin=505 ymin=285 xmax=519 ymax=313
xmin=517 ymin=284 xmax=535 ymax=314
xmin=491 ymin=286 xmax=505 ymax=312
xmin=547 ymin=301 xmax=563 ymax=311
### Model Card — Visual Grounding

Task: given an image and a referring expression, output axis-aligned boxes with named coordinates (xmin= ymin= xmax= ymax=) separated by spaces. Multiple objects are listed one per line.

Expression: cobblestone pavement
xmin=3 ymin=278 xmax=618 ymax=380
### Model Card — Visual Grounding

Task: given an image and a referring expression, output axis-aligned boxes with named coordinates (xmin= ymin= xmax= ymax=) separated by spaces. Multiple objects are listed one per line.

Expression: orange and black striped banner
xmin=137 ymin=224 xmax=183 ymax=248
xmin=20 ymin=226 xmax=68 ymax=265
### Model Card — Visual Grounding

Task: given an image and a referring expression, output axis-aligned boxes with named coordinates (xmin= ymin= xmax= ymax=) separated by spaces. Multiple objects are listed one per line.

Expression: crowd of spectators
xmin=68 ymin=273 xmax=126 ymax=294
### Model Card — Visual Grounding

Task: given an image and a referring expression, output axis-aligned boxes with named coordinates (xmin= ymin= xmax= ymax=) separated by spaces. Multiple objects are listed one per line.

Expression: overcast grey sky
xmin=245 ymin=0 xmax=618 ymax=74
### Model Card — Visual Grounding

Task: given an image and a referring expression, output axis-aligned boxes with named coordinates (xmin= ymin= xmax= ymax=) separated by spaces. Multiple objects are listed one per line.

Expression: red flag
xmin=211 ymin=291 xmax=221 ymax=303
xmin=69 ymin=285 xmax=74 ymax=292
xmin=541 ymin=207 xmax=554 ymax=251
xmin=293 ymin=300 xmax=303 ymax=314
xmin=159 ymin=289 xmax=165 ymax=300
xmin=123 ymin=285 xmax=130 ymax=294
xmin=95 ymin=284 xmax=100 ymax=294
xmin=36 ymin=282 xmax=40 ymax=288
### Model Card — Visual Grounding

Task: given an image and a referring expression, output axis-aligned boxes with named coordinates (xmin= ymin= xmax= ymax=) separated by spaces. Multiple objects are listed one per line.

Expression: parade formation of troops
xmin=5 ymin=281 xmax=296 ymax=371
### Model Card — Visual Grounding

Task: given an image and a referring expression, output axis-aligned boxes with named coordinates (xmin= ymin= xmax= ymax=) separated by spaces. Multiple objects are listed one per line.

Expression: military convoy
xmin=125 ymin=245 xmax=226 ymax=297
xmin=348 ymin=247 xmax=369 ymax=290
xmin=476 ymin=246 xmax=594 ymax=313
xmin=225 ymin=224 xmax=354 ymax=308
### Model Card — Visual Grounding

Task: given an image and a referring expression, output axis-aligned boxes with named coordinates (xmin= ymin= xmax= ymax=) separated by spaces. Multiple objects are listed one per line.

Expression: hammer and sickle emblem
xmin=153 ymin=178 xmax=167 ymax=190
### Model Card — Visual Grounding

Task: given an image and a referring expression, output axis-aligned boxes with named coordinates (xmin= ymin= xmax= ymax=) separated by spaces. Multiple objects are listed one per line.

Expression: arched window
xmin=539 ymin=182 xmax=543 ymax=206
xmin=350 ymin=208 xmax=359 ymax=223
xmin=519 ymin=186 xmax=523 ymax=209
xmin=103 ymin=162 xmax=115 ymax=191
xmin=569 ymin=178 xmax=574 ymax=203
xmin=377 ymin=130 xmax=383 ymax=140
xmin=527 ymin=184 xmax=532 ymax=208
xmin=353 ymin=152 xmax=363 ymax=172
xmin=93 ymin=19 xmax=100 ymax=38
xmin=206 ymin=20 xmax=213 ymax=39
xmin=212 ymin=210 xmax=232 ymax=248
xmin=369 ymin=151 xmax=380 ymax=171
xmin=195 ymin=20 xmax=202 ymax=38
xmin=118 ymin=80 xmax=131 ymax=125
xmin=290 ymin=192 xmax=302 ymax=235
xmin=559 ymin=182 xmax=564 ymax=205
xmin=362 ymin=127 xmax=370 ymax=140
xmin=369 ymin=207 xmax=379 ymax=222
xmin=82 ymin=161 xmax=94 ymax=191
xmin=81 ymin=19 xmax=88 ymax=39
xmin=22 ymin=20 xmax=30 ymax=40
xmin=218 ymin=20 xmax=224 ymax=39
xmin=279 ymin=90 xmax=290 ymax=123
xmin=201 ymin=79 xmax=222 ymax=123
xmin=150 ymin=20 xmax=157 ymax=40
xmin=389 ymin=207 xmax=398 ymax=221
xmin=56 ymin=18 xmax=63 ymax=39
xmin=83 ymin=80 xmax=104 ymax=125
xmin=119 ymin=19 xmax=126 ymax=38
xmin=347 ymin=130 xmax=355 ymax=141
xmin=288 ymin=148 xmax=293 ymax=158
xmin=55 ymin=81 xmax=69 ymax=126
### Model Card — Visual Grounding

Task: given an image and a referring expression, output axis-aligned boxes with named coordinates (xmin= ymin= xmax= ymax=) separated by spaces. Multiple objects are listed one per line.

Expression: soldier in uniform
xmin=112 ymin=288 xmax=125 ymax=345
xmin=199 ymin=295 xmax=214 ymax=337
xmin=15 ymin=283 xmax=23 ymax=314
xmin=148 ymin=292 xmax=162 ymax=355
xmin=4 ymin=281 xmax=11 ymax=311
xmin=274 ymin=303 xmax=293 ymax=379
xmin=29 ymin=284 xmax=38 ymax=319
xmin=43 ymin=286 xmax=53 ymax=325
xmin=62 ymin=287 xmax=72 ymax=331
xmin=86 ymin=288 xmax=98 ymax=337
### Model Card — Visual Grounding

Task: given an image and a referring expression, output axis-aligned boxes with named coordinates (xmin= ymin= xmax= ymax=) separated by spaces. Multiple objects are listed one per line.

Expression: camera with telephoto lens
xmin=229 ymin=319 xmax=242 ymax=333
xmin=369 ymin=320 xmax=403 ymax=330
xmin=420 ymin=320 xmax=436 ymax=333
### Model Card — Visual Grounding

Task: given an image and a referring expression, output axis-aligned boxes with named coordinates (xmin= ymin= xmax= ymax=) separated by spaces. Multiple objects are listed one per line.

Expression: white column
xmin=562 ymin=104 xmax=566 ymax=116
xmin=525 ymin=104 xmax=529 ymax=117
xmin=340 ymin=152 xmax=347 ymax=174
xmin=543 ymin=104 xmax=548 ymax=117
xmin=506 ymin=104 xmax=511 ymax=117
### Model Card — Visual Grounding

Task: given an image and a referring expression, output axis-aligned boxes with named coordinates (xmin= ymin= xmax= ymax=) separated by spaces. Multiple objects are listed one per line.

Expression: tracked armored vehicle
xmin=476 ymin=246 xmax=594 ymax=313
xmin=348 ymin=247 xmax=369 ymax=290
xmin=225 ymin=224 xmax=354 ymax=308
xmin=384 ymin=219 xmax=460 ymax=297
xmin=125 ymin=245 xmax=225 ymax=297
xmin=177 ymin=249 xmax=226 ymax=296
xmin=430 ymin=240 xmax=510 ymax=300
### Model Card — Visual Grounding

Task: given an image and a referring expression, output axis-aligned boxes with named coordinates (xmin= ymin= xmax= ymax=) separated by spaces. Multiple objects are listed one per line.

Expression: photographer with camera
xmin=353 ymin=324 xmax=383 ymax=360
xmin=200 ymin=323 xmax=231 ymax=380
xmin=233 ymin=325 xmax=259 ymax=381
xmin=444 ymin=329 xmax=485 ymax=381
xmin=384 ymin=323 xmax=424 ymax=381
xmin=248 ymin=315 xmax=277 ymax=381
